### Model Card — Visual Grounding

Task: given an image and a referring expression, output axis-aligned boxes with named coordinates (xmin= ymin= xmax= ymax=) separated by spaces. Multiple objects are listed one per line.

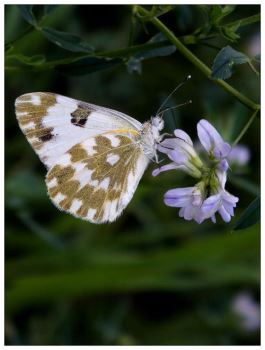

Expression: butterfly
xmin=15 ymin=92 xmax=164 ymax=223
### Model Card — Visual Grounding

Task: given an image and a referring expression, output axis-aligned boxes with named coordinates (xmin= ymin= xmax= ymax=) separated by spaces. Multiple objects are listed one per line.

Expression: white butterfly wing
xmin=15 ymin=92 xmax=150 ymax=223
xmin=15 ymin=92 xmax=142 ymax=168
xmin=45 ymin=132 xmax=149 ymax=223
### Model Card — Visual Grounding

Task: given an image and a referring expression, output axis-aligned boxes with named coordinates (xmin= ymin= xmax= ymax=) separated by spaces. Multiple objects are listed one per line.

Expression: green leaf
xmin=211 ymin=45 xmax=249 ymax=80
xmin=234 ymin=197 xmax=260 ymax=230
xmin=221 ymin=5 xmax=236 ymax=18
xmin=219 ymin=23 xmax=240 ymax=42
xmin=200 ymin=5 xmax=237 ymax=37
xmin=17 ymin=5 xmax=37 ymax=26
xmin=41 ymin=27 xmax=94 ymax=53
xmin=56 ymin=56 xmax=122 ymax=76
xmin=210 ymin=5 xmax=223 ymax=23
xmin=127 ymin=33 xmax=175 ymax=74
xmin=209 ymin=5 xmax=236 ymax=25
xmin=137 ymin=33 xmax=176 ymax=59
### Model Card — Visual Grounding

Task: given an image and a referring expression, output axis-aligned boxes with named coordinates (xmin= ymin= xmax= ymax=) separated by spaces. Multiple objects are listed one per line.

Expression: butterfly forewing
xmin=45 ymin=132 xmax=149 ymax=223
xmin=15 ymin=92 xmax=151 ymax=223
xmin=15 ymin=92 xmax=142 ymax=169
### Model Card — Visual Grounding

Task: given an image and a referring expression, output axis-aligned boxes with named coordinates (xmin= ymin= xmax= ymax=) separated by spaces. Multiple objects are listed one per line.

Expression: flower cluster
xmin=153 ymin=119 xmax=239 ymax=223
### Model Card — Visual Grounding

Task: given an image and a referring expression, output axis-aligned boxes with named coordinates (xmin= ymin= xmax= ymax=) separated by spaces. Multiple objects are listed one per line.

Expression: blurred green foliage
xmin=5 ymin=4 xmax=260 ymax=345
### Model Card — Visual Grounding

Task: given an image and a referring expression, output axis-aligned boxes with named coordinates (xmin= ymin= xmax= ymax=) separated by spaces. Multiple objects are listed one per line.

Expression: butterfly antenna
xmin=155 ymin=75 xmax=191 ymax=117
xmin=157 ymin=99 xmax=192 ymax=118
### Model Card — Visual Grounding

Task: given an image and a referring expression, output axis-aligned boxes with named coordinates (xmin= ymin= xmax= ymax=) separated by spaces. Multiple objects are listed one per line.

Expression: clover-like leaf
xmin=41 ymin=27 xmax=94 ymax=53
xmin=234 ymin=196 xmax=260 ymax=230
xmin=211 ymin=45 xmax=249 ymax=80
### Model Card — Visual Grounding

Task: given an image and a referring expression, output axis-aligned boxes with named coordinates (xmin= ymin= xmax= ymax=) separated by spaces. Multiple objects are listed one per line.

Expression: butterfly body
xmin=138 ymin=117 xmax=164 ymax=160
xmin=15 ymin=92 xmax=163 ymax=223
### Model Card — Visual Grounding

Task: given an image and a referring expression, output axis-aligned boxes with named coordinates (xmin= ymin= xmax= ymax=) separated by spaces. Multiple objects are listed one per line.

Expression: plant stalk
xmin=232 ymin=109 xmax=259 ymax=147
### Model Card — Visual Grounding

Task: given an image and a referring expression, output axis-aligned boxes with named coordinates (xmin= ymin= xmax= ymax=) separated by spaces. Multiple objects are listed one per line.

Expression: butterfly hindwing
xmin=45 ymin=132 xmax=149 ymax=223
xmin=15 ymin=92 xmax=142 ymax=169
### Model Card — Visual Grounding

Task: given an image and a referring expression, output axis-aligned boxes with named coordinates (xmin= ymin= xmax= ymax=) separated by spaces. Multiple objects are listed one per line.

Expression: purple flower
xmin=164 ymin=185 xmax=205 ymax=223
xmin=201 ymin=190 xmax=239 ymax=223
xmin=197 ymin=119 xmax=231 ymax=159
xmin=232 ymin=292 xmax=260 ymax=332
xmin=153 ymin=129 xmax=203 ymax=178
xmin=228 ymin=144 xmax=250 ymax=166
xmin=154 ymin=119 xmax=239 ymax=224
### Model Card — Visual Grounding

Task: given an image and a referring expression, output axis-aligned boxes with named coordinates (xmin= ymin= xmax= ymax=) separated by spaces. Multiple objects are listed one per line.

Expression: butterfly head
xmin=151 ymin=116 xmax=164 ymax=131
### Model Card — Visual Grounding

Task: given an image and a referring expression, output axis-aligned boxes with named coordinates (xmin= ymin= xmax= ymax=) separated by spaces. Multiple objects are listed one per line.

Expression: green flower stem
xmin=136 ymin=5 xmax=260 ymax=112
xmin=226 ymin=13 xmax=260 ymax=29
xmin=232 ymin=109 xmax=259 ymax=147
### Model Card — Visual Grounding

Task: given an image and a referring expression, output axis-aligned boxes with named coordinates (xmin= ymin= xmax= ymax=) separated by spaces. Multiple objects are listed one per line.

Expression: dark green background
xmin=5 ymin=5 xmax=260 ymax=345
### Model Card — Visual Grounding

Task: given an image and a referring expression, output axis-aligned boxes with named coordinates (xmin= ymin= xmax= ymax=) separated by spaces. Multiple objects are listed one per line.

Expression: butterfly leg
xmin=159 ymin=132 xmax=173 ymax=141
xmin=154 ymin=151 xmax=165 ymax=164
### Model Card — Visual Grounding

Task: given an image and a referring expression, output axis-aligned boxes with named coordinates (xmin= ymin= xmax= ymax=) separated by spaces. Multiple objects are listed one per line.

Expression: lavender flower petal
xmin=157 ymin=137 xmax=203 ymax=178
xmin=197 ymin=119 xmax=231 ymax=158
xmin=164 ymin=187 xmax=194 ymax=207
xmin=222 ymin=191 xmax=239 ymax=205
xmin=218 ymin=159 xmax=229 ymax=172
xmin=223 ymin=201 xmax=235 ymax=216
xmin=163 ymin=186 xmax=206 ymax=223
xmin=202 ymin=190 xmax=239 ymax=223
xmin=201 ymin=194 xmax=221 ymax=217
xmin=218 ymin=205 xmax=231 ymax=222
xmin=152 ymin=162 xmax=179 ymax=177
xmin=174 ymin=129 xmax=193 ymax=145
xmin=211 ymin=214 xmax=216 ymax=223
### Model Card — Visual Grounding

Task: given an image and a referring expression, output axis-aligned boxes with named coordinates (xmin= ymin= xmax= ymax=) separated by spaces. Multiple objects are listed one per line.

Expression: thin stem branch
xmin=225 ymin=13 xmax=260 ymax=29
xmin=232 ymin=109 xmax=259 ymax=147
xmin=98 ymin=40 xmax=170 ymax=58
xmin=4 ymin=34 xmax=204 ymax=71
xmin=136 ymin=5 xmax=260 ymax=112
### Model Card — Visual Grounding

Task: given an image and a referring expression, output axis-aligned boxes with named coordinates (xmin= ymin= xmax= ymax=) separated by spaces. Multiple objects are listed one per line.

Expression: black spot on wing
xmin=71 ymin=106 xmax=91 ymax=128
xmin=39 ymin=127 xmax=54 ymax=142
xmin=71 ymin=116 xmax=87 ymax=127
xmin=40 ymin=133 xmax=53 ymax=142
